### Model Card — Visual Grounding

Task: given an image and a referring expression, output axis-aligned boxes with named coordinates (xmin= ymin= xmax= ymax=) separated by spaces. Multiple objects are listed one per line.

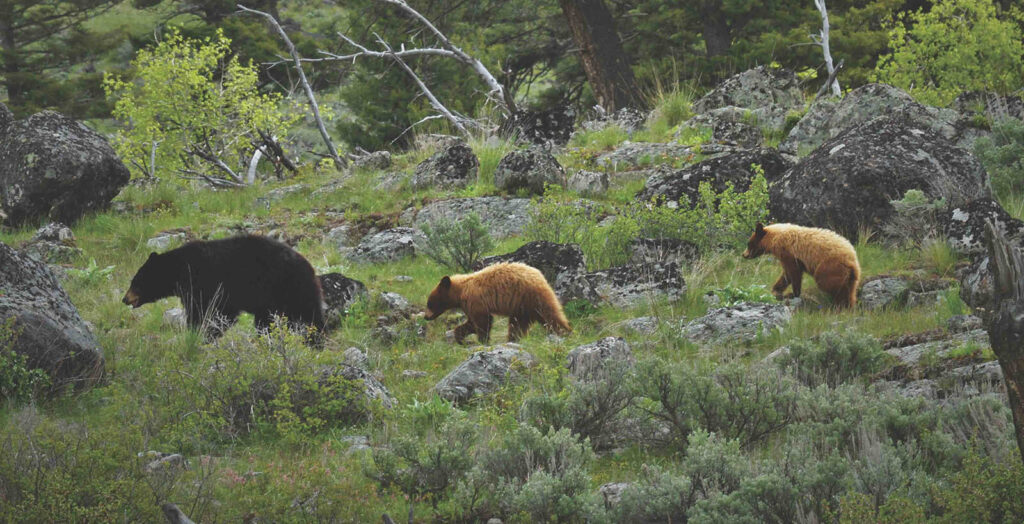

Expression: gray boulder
xmin=885 ymin=329 xmax=989 ymax=367
xmin=681 ymin=302 xmax=792 ymax=343
xmin=0 ymin=241 xmax=104 ymax=391
xmin=781 ymin=83 xmax=961 ymax=156
xmin=566 ymin=337 xmax=635 ymax=381
xmin=410 ymin=142 xmax=479 ymax=190
xmin=578 ymin=107 xmax=648 ymax=134
xmin=619 ymin=316 xmax=660 ymax=335
xmin=434 ymin=344 xmax=535 ymax=403
xmin=568 ymin=170 xmax=609 ymax=196
xmin=353 ymin=150 xmax=392 ymax=171
xmin=770 ymin=114 xmax=990 ymax=240
xmin=0 ymin=111 xmax=131 ymax=226
xmin=319 ymin=273 xmax=368 ymax=321
xmin=403 ymin=197 xmax=532 ymax=239
xmin=494 ymin=147 xmax=566 ymax=195
xmin=473 ymin=241 xmax=586 ymax=287
xmin=596 ymin=142 xmax=695 ymax=171
xmin=557 ymin=262 xmax=685 ymax=307
xmin=959 ymin=256 xmax=995 ymax=312
xmin=324 ymin=364 xmax=395 ymax=408
xmin=347 ymin=227 xmax=426 ymax=263
xmin=636 ymin=148 xmax=790 ymax=206
xmin=859 ymin=277 xmax=911 ymax=310
xmin=942 ymin=198 xmax=1024 ymax=255
xmin=146 ymin=232 xmax=187 ymax=251
xmin=501 ymin=105 xmax=576 ymax=146
xmin=342 ymin=347 xmax=369 ymax=369
xmin=20 ymin=222 xmax=82 ymax=264
xmin=691 ymin=66 xmax=804 ymax=130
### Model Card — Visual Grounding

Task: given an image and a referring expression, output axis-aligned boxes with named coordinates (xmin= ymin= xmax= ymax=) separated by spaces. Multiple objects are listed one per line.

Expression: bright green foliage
xmin=873 ymin=0 xmax=1024 ymax=106
xmin=419 ymin=213 xmax=496 ymax=272
xmin=0 ymin=319 xmax=51 ymax=404
xmin=713 ymin=284 xmax=774 ymax=307
xmin=975 ymin=117 xmax=1024 ymax=198
xmin=103 ymin=30 xmax=299 ymax=181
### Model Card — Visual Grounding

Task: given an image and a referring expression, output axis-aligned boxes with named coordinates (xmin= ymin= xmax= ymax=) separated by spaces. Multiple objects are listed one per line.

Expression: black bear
xmin=122 ymin=236 xmax=326 ymax=340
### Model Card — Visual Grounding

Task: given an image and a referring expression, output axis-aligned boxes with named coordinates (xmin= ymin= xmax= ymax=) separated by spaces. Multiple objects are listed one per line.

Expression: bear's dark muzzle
xmin=122 ymin=289 xmax=141 ymax=308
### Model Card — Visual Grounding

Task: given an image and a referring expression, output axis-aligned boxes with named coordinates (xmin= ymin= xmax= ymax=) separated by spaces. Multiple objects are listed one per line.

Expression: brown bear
xmin=122 ymin=235 xmax=325 ymax=341
xmin=742 ymin=222 xmax=861 ymax=308
xmin=423 ymin=262 xmax=571 ymax=343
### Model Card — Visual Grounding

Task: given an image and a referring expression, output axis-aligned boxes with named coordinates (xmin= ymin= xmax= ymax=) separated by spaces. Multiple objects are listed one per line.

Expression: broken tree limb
xmin=815 ymin=58 xmax=844 ymax=99
xmin=376 ymin=36 xmax=473 ymax=136
xmin=237 ymin=4 xmax=347 ymax=169
xmin=812 ymin=0 xmax=841 ymax=97
xmin=984 ymin=220 xmax=1024 ymax=467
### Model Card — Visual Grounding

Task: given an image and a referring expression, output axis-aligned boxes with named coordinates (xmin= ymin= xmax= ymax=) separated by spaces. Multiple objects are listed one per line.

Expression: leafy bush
xmin=0 ymin=318 xmax=51 ymax=403
xmin=418 ymin=212 xmax=496 ymax=272
xmin=104 ymin=30 xmax=299 ymax=181
xmin=633 ymin=359 xmax=800 ymax=449
xmin=873 ymin=0 xmax=1024 ymax=106
xmin=975 ymin=116 xmax=1024 ymax=197
xmin=779 ymin=331 xmax=891 ymax=388
xmin=163 ymin=322 xmax=368 ymax=445
xmin=525 ymin=166 xmax=768 ymax=269
xmin=454 ymin=424 xmax=597 ymax=521
xmin=882 ymin=189 xmax=946 ymax=246
xmin=610 ymin=465 xmax=695 ymax=523
xmin=713 ymin=284 xmax=774 ymax=307
xmin=366 ymin=415 xmax=477 ymax=512
xmin=519 ymin=361 xmax=635 ymax=451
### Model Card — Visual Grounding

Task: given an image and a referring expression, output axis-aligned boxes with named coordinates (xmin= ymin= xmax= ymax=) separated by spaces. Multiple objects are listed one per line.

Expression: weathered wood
xmin=984 ymin=220 xmax=1024 ymax=465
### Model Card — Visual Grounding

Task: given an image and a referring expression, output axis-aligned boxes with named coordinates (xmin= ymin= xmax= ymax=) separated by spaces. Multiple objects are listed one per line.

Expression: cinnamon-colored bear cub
xmin=423 ymin=262 xmax=571 ymax=343
xmin=742 ymin=222 xmax=861 ymax=308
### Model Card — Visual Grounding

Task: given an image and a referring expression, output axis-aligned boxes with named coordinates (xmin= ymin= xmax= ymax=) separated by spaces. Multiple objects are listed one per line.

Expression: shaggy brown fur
xmin=743 ymin=222 xmax=861 ymax=308
xmin=423 ymin=262 xmax=571 ymax=343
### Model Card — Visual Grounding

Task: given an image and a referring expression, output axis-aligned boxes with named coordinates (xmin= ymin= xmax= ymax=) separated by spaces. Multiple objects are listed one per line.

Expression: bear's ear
xmin=755 ymin=222 xmax=766 ymax=236
xmin=439 ymin=276 xmax=452 ymax=290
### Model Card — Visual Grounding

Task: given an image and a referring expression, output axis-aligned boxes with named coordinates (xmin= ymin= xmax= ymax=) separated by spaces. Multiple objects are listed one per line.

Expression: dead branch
xmin=815 ymin=58 xmax=844 ymax=99
xmin=812 ymin=0 xmax=841 ymax=97
xmin=183 ymin=144 xmax=242 ymax=183
xmin=238 ymin=4 xmax=347 ymax=169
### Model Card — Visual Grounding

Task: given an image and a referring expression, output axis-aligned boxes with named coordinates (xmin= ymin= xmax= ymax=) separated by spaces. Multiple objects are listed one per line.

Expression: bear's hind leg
xmin=508 ymin=315 xmax=532 ymax=342
xmin=814 ymin=263 xmax=854 ymax=308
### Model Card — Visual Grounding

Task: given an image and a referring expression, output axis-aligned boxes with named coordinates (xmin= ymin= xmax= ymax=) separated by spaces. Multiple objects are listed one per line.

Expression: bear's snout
xmin=122 ymin=289 xmax=141 ymax=308
xmin=423 ymin=309 xmax=437 ymax=320
xmin=742 ymin=249 xmax=751 ymax=259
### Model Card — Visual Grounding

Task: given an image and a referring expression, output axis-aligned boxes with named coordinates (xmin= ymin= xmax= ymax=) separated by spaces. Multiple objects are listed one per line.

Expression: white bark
xmin=813 ymin=0 xmax=841 ymax=97
xmin=237 ymin=5 xmax=346 ymax=168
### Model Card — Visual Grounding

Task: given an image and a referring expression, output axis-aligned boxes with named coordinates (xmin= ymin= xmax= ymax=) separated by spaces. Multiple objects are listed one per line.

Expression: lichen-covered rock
xmin=958 ymin=256 xmax=995 ymax=312
xmin=859 ymin=277 xmax=911 ymax=310
xmin=780 ymin=83 xmax=961 ymax=156
xmin=557 ymin=262 xmax=685 ymax=307
xmin=681 ymin=302 xmax=792 ymax=343
xmin=0 ymin=241 xmax=104 ymax=391
xmin=319 ymin=273 xmax=367 ymax=321
xmin=568 ymin=170 xmax=609 ymax=196
xmin=947 ymin=314 xmax=984 ymax=333
xmin=146 ymin=232 xmax=187 ymax=251
xmin=494 ymin=147 xmax=566 ymax=195
xmin=566 ymin=337 xmax=635 ymax=381
xmin=0 ymin=111 xmax=130 ymax=226
xmin=347 ymin=227 xmax=426 ymax=263
xmin=473 ymin=241 xmax=586 ymax=287
xmin=30 ymin=222 xmax=75 ymax=244
xmin=323 ymin=364 xmax=395 ymax=408
xmin=0 ymin=102 xmax=13 ymax=129
xmin=596 ymin=142 xmax=695 ymax=171
xmin=619 ymin=316 xmax=660 ymax=335
xmin=885 ymin=329 xmax=989 ymax=367
xmin=941 ymin=198 xmax=1024 ymax=255
xmin=501 ymin=105 xmax=576 ymax=146
xmin=770 ymin=114 xmax=989 ymax=240
xmin=636 ymin=148 xmax=790 ymax=206
xmin=353 ymin=150 xmax=392 ymax=171
xmin=434 ymin=344 xmax=535 ymax=403
xmin=402 ymin=197 xmax=532 ymax=239
xmin=410 ymin=142 xmax=479 ymax=190
xmin=578 ymin=107 xmax=648 ymax=135
xmin=691 ymin=66 xmax=804 ymax=130
xmin=342 ymin=347 xmax=369 ymax=369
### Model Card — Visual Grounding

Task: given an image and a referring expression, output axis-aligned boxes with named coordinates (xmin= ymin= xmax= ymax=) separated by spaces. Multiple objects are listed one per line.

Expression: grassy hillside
xmin=1 ymin=95 xmax=1022 ymax=522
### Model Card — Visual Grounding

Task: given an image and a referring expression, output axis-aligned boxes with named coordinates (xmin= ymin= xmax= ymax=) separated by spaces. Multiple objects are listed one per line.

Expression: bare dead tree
xmin=983 ymin=220 xmax=1024 ymax=466
xmin=237 ymin=4 xmax=346 ymax=169
xmin=812 ymin=0 xmax=841 ymax=97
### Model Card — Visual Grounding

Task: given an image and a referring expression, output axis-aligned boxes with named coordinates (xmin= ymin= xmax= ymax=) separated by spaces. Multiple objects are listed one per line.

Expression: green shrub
xmin=0 ymin=318 xmax=51 ymax=403
xmin=690 ymin=472 xmax=799 ymax=524
xmin=713 ymin=284 xmax=774 ymax=307
xmin=609 ymin=465 xmax=695 ymax=523
xmin=366 ymin=414 xmax=477 ymax=512
xmin=974 ymin=116 xmax=1024 ymax=198
xmin=104 ymin=30 xmax=300 ymax=181
xmin=872 ymin=0 xmax=1024 ymax=106
xmin=454 ymin=424 xmax=597 ymax=521
xmin=633 ymin=359 xmax=800 ymax=449
xmin=779 ymin=331 xmax=890 ymax=388
xmin=418 ymin=212 xmax=495 ymax=272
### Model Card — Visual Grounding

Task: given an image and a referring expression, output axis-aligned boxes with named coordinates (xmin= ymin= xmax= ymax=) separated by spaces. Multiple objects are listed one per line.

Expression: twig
xmin=238 ymin=4 xmax=347 ymax=169
xmin=390 ymin=114 xmax=446 ymax=145
xmin=376 ymin=36 xmax=471 ymax=136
